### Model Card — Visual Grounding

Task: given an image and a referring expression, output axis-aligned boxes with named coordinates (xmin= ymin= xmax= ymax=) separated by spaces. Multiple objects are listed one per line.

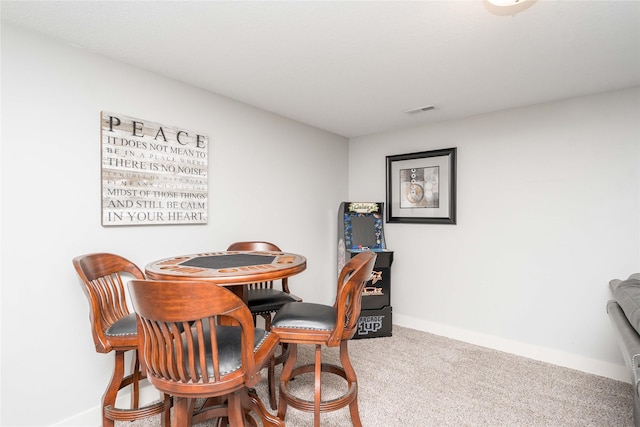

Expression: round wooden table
xmin=145 ymin=250 xmax=307 ymax=301
xmin=145 ymin=250 xmax=305 ymax=424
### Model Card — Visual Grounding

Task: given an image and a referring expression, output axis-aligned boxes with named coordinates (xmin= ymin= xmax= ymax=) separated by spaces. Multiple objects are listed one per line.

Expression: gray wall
xmin=1 ymin=25 xmax=349 ymax=426
xmin=349 ymin=87 xmax=640 ymax=380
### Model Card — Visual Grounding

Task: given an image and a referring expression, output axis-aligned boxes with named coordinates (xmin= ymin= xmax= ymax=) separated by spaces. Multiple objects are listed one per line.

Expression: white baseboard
xmin=51 ymin=405 xmax=99 ymax=427
xmin=52 ymin=383 xmax=162 ymax=427
xmin=393 ymin=313 xmax=630 ymax=383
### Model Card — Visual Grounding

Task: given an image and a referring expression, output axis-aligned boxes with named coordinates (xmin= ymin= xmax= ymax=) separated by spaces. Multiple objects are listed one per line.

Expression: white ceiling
xmin=2 ymin=1 xmax=639 ymax=138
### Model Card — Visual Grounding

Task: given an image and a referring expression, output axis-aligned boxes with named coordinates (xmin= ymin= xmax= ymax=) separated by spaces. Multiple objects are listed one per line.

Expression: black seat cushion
xmin=272 ymin=302 xmax=336 ymax=331
xmin=186 ymin=325 xmax=269 ymax=377
xmin=105 ymin=313 xmax=137 ymax=337
xmin=248 ymin=288 xmax=298 ymax=314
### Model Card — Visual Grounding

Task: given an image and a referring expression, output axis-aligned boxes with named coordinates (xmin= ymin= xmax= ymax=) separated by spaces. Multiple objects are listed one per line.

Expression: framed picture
xmin=386 ymin=147 xmax=457 ymax=224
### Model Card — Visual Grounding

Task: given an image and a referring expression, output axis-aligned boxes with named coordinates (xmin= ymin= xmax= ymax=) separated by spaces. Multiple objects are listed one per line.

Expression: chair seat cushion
xmin=105 ymin=313 xmax=137 ymax=337
xmin=248 ymin=288 xmax=298 ymax=314
xmin=189 ymin=325 xmax=269 ymax=376
xmin=272 ymin=302 xmax=336 ymax=331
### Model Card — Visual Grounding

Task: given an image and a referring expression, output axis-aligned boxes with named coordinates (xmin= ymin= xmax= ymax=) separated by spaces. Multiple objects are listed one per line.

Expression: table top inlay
xmin=145 ymin=251 xmax=306 ymax=285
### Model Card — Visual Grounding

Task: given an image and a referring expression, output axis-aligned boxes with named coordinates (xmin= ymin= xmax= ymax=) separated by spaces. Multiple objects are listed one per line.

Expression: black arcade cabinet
xmin=338 ymin=202 xmax=393 ymax=339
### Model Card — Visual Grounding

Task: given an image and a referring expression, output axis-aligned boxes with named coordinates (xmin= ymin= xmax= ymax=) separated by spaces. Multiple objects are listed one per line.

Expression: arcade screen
xmin=345 ymin=213 xmax=384 ymax=250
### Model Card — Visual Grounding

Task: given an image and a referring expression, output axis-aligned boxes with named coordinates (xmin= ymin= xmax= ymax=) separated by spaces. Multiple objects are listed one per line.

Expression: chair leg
xmin=263 ymin=313 xmax=272 ymax=331
xmin=102 ymin=350 xmax=126 ymax=427
xmin=268 ymin=352 xmax=277 ymax=410
xmin=340 ymin=341 xmax=362 ymax=427
xmin=313 ymin=344 xmax=322 ymax=427
xmin=227 ymin=391 xmax=245 ymax=427
xmin=130 ymin=350 xmax=141 ymax=409
xmin=277 ymin=343 xmax=298 ymax=421
xmin=161 ymin=394 xmax=172 ymax=427
xmin=174 ymin=397 xmax=191 ymax=427
xmin=261 ymin=313 xmax=278 ymax=410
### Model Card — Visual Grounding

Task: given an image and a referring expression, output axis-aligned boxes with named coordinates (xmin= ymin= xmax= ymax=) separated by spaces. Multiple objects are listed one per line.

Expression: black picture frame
xmin=386 ymin=147 xmax=457 ymax=224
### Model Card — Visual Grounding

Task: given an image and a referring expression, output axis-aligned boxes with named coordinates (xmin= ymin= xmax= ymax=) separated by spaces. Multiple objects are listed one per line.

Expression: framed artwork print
xmin=386 ymin=147 xmax=457 ymax=224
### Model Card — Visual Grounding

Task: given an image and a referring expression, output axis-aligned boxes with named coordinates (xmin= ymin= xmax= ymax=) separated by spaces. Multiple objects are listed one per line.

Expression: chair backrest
xmin=226 ymin=241 xmax=289 ymax=292
xmin=128 ymin=279 xmax=262 ymax=396
xmin=227 ymin=241 xmax=281 ymax=252
xmin=328 ymin=251 xmax=377 ymax=346
xmin=72 ymin=253 xmax=144 ymax=353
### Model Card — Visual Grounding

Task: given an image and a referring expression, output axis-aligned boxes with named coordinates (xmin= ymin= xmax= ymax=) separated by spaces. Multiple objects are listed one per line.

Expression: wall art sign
xmin=101 ymin=111 xmax=208 ymax=226
xmin=386 ymin=147 xmax=456 ymax=224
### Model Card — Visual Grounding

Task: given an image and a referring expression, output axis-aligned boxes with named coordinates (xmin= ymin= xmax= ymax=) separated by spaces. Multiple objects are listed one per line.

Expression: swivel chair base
xmin=277 ymin=342 xmax=361 ymax=427
xmin=103 ymin=349 xmax=170 ymax=426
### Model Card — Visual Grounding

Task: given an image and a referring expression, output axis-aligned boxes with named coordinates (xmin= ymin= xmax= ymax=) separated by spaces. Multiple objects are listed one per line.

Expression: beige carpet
xmin=120 ymin=325 xmax=633 ymax=426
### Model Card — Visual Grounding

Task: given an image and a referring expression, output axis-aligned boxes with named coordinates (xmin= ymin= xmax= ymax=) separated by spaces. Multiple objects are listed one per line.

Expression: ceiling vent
xmin=405 ymin=105 xmax=436 ymax=114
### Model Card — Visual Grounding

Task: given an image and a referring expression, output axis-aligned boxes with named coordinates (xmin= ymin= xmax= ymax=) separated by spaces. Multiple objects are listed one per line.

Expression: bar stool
xmin=72 ymin=253 xmax=170 ymax=427
xmin=128 ymin=278 xmax=284 ymax=427
xmin=271 ymin=251 xmax=376 ymax=427
xmin=226 ymin=241 xmax=302 ymax=409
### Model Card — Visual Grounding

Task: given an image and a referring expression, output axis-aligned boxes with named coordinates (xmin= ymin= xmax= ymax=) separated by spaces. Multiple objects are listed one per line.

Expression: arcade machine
xmin=337 ymin=202 xmax=393 ymax=339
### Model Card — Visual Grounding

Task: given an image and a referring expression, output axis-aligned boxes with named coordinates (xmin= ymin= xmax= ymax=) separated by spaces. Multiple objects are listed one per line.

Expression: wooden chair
xmin=271 ymin=251 xmax=377 ymax=427
xmin=72 ymin=253 xmax=170 ymax=427
xmin=128 ymin=279 xmax=285 ymax=427
xmin=226 ymin=241 xmax=302 ymax=409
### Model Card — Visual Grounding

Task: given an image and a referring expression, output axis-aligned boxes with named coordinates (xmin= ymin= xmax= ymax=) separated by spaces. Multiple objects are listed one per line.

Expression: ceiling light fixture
xmin=405 ymin=105 xmax=436 ymax=114
xmin=487 ymin=0 xmax=527 ymax=6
